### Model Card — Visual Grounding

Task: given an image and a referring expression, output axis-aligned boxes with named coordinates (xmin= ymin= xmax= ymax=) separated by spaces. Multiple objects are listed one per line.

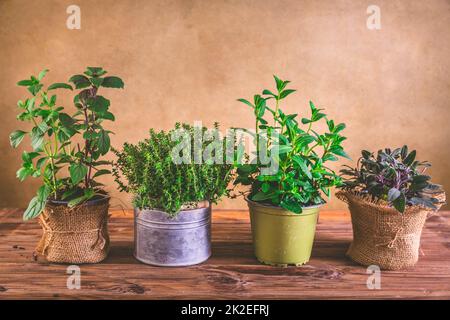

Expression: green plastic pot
xmin=247 ymin=198 xmax=321 ymax=266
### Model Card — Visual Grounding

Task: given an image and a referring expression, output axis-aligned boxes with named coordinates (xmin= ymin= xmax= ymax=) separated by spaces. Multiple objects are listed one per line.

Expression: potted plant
xmin=112 ymin=123 xmax=233 ymax=266
xmin=233 ymin=76 xmax=349 ymax=266
xmin=9 ymin=67 xmax=124 ymax=263
xmin=337 ymin=146 xmax=445 ymax=270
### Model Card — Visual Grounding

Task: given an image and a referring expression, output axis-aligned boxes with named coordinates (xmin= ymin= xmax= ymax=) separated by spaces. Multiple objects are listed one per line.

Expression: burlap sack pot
xmin=336 ymin=190 xmax=445 ymax=270
xmin=35 ymin=196 xmax=110 ymax=264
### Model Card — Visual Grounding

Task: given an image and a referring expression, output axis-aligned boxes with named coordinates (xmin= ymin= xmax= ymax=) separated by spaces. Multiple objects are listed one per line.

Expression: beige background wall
xmin=1 ymin=0 xmax=449 ymax=211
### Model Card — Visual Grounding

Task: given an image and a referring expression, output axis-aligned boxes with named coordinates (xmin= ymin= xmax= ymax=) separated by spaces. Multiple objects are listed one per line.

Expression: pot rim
xmin=136 ymin=200 xmax=211 ymax=213
xmin=245 ymin=196 xmax=324 ymax=212
xmin=47 ymin=194 xmax=110 ymax=206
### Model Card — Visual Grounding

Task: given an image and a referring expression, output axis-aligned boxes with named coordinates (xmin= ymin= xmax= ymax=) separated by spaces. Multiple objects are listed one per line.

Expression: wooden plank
xmin=0 ymin=209 xmax=449 ymax=299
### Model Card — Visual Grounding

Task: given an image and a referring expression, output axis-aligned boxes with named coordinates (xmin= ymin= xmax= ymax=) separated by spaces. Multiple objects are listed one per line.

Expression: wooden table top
xmin=0 ymin=208 xmax=449 ymax=300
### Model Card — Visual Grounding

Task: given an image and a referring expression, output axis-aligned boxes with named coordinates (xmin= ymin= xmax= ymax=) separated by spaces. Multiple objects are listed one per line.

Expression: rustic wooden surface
xmin=0 ymin=208 xmax=449 ymax=299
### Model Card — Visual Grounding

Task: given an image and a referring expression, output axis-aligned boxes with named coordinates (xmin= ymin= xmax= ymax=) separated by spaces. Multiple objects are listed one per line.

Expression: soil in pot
xmin=247 ymin=198 xmax=321 ymax=266
xmin=36 ymin=196 xmax=110 ymax=264
xmin=134 ymin=201 xmax=211 ymax=267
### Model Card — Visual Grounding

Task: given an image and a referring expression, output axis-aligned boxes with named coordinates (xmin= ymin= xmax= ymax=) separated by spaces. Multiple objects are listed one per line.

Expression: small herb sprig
xmin=234 ymin=75 xmax=349 ymax=213
xmin=339 ymin=146 xmax=444 ymax=213
xmin=10 ymin=67 xmax=124 ymax=220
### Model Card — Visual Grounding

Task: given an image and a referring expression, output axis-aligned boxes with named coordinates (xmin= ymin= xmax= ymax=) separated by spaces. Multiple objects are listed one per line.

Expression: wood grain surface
xmin=0 ymin=209 xmax=449 ymax=300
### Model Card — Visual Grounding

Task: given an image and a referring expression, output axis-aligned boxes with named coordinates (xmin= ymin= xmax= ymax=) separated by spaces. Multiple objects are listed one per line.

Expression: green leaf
xmin=37 ymin=121 xmax=49 ymax=134
xmin=293 ymin=156 xmax=312 ymax=179
xmin=393 ymin=194 xmax=406 ymax=213
xmin=58 ymin=113 xmax=75 ymax=127
xmin=28 ymin=84 xmax=43 ymax=96
xmin=85 ymin=67 xmax=107 ymax=77
xmin=412 ymin=175 xmax=430 ymax=184
xmin=68 ymin=188 xmax=95 ymax=207
xmin=69 ymin=163 xmax=88 ymax=185
xmin=309 ymin=101 xmax=317 ymax=113
xmin=16 ymin=167 xmax=33 ymax=181
xmin=57 ymin=126 xmax=77 ymax=143
xmin=301 ymin=118 xmax=312 ymax=124
xmin=330 ymin=146 xmax=351 ymax=159
xmin=252 ymin=191 xmax=274 ymax=201
xmin=277 ymin=145 xmax=292 ymax=154
xmin=322 ymin=153 xmax=338 ymax=162
xmin=403 ymin=150 xmax=416 ymax=166
xmin=23 ymin=196 xmax=46 ymax=220
xmin=17 ymin=79 xmax=34 ymax=86
xmin=237 ymin=98 xmax=254 ymax=108
xmin=92 ymin=169 xmax=111 ymax=178
xmin=9 ymin=130 xmax=27 ymax=148
xmin=273 ymin=75 xmax=283 ymax=91
xmin=37 ymin=185 xmax=50 ymax=202
xmin=88 ymin=96 xmax=110 ymax=113
xmin=262 ymin=89 xmax=276 ymax=97
xmin=361 ymin=150 xmax=372 ymax=159
xmin=36 ymin=157 xmax=47 ymax=170
xmin=22 ymin=151 xmax=39 ymax=163
xmin=68 ymin=74 xmax=91 ymax=89
xmin=261 ymin=182 xmax=270 ymax=193
xmin=30 ymin=127 xmax=44 ymax=151
xmin=279 ymin=89 xmax=296 ymax=99
xmin=47 ymin=83 xmax=73 ymax=91
xmin=38 ymin=69 xmax=49 ymax=81
xmin=97 ymin=111 xmax=115 ymax=121
xmin=333 ymin=123 xmax=346 ymax=133
xmin=90 ymin=77 xmax=104 ymax=88
xmin=312 ymin=112 xmax=326 ymax=122
xmin=97 ymin=129 xmax=111 ymax=155
xmin=101 ymin=76 xmax=124 ymax=89
xmin=401 ymin=145 xmax=408 ymax=160
xmin=280 ymin=199 xmax=302 ymax=213
xmin=68 ymin=195 xmax=86 ymax=207
xmin=387 ymin=187 xmax=401 ymax=202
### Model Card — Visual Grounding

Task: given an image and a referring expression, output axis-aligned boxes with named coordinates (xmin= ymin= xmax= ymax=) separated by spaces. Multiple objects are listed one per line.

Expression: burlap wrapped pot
xmin=336 ymin=190 xmax=445 ymax=270
xmin=35 ymin=196 xmax=110 ymax=264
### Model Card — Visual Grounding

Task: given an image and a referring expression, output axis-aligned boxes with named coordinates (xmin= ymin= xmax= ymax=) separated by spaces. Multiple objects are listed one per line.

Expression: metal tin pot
xmin=247 ymin=198 xmax=322 ymax=266
xmin=134 ymin=204 xmax=211 ymax=266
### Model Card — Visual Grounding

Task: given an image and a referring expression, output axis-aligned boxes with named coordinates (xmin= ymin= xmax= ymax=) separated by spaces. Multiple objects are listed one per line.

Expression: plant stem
xmin=83 ymin=107 xmax=90 ymax=189
xmin=32 ymin=117 xmax=57 ymax=198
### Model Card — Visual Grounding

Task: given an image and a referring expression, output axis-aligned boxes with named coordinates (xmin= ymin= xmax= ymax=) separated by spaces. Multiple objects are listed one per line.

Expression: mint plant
xmin=234 ymin=75 xmax=349 ymax=213
xmin=10 ymin=67 xmax=124 ymax=220
xmin=339 ymin=146 xmax=444 ymax=213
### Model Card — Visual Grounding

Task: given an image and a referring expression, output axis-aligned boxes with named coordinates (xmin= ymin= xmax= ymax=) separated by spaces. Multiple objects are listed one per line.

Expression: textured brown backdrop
xmin=1 ymin=0 xmax=449 ymax=211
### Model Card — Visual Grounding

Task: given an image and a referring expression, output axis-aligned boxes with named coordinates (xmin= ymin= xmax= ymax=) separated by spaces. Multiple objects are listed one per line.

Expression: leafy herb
xmin=339 ymin=146 xmax=444 ymax=213
xmin=10 ymin=67 xmax=124 ymax=220
xmin=112 ymin=123 xmax=233 ymax=216
xmin=234 ymin=75 xmax=348 ymax=213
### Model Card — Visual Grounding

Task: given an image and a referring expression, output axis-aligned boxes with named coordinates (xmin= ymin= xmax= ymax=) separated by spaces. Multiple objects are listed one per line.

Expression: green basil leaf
xmin=9 ymin=130 xmax=27 ymax=148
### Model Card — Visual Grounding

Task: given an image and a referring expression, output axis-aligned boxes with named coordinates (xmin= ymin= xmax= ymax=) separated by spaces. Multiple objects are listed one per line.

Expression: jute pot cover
xmin=35 ymin=197 xmax=110 ymax=264
xmin=336 ymin=190 xmax=445 ymax=270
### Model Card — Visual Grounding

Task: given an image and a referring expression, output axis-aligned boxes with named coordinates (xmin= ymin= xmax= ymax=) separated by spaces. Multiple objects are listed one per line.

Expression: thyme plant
xmin=113 ymin=123 xmax=233 ymax=216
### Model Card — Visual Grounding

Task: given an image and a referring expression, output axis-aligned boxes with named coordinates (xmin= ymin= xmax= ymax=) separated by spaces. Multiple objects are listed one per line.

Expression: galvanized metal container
xmin=134 ymin=204 xmax=211 ymax=266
